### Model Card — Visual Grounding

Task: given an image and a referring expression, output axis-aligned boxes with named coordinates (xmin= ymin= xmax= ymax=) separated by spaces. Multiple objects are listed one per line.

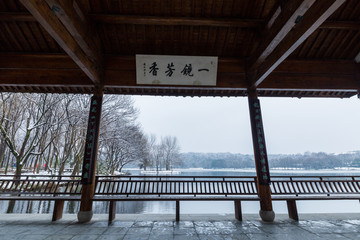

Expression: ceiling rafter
xmin=19 ymin=0 xmax=102 ymax=84
xmin=247 ymin=0 xmax=346 ymax=88
xmin=355 ymin=52 xmax=360 ymax=63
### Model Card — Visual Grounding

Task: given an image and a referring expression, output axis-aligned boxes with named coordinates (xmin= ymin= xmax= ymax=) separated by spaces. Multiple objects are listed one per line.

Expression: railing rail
xmin=1 ymin=175 xmax=360 ymax=196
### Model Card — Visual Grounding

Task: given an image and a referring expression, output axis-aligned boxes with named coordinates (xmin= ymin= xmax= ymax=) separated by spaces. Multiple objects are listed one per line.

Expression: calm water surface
xmin=1 ymin=169 xmax=360 ymax=214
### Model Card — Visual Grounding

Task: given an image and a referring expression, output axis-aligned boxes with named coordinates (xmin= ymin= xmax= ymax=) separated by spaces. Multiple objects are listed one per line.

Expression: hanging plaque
xmin=136 ymin=55 xmax=218 ymax=86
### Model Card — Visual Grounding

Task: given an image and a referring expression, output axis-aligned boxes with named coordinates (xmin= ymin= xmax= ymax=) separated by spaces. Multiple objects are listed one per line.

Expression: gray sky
xmin=133 ymin=96 xmax=360 ymax=154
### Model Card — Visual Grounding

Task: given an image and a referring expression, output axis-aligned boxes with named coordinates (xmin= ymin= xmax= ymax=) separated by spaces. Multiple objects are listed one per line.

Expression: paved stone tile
xmin=44 ymin=235 xmax=74 ymax=240
xmin=331 ymin=222 xmax=360 ymax=233
xmin=90 ymin=221 xmax=109 ymax=227
xmin=344 ymin=220 xmax=360 ymax=225
xmin=15 ymin=234 xmax=49 ymax=240
xmin=133 ymin=221 xmax=153 ymax=227
xmin=149 ymin=234 xmax=174 ymax=240
xmin=298 ymin=220 xmax=339 ymax=234
xmin=0 ymin=225 xmax=31 ymax=235
xmin=97 ymin=235 xmax=125 ymax=240
xmin=223 ymin=234 xmax=251 ymax=240
xmin=123 ymin=234 xmax=149 ymax=240
xmin=0 ymin=234 xmax=18 ymax=240
xmin=1 ymin=214 xmax=360 ymax=240
xmin=175 ymin=221 xmax=194 ymax=228
xmin=126 ymin=227 xmax=152 ymax=235
xmin=247 ymin=233 xmax=321 ymax=240
xmin=194 ymin=221 xmax=215 ymax=227
xmin=28 ymin=226 xmax=69 ymax=235
xmin=342 ymin=233 xmax=360 ymax=240
xmin=315 ymin=234 xmax=350 ymax=239
xmin=153 ymin=221 xmax=174 ymax=227
xmin=174 ymin=235 xmax=200 ymax=240
xmin=61 ymin=226 xmax=86 ymax=234
xmin=217 ymin=227 xmax=246 ymax=235
xmin=213 ymin=221 xmax=237 ymax=229
xmin=77 ymin=227 xmax=107 ymax=235
xmin=109 ymin=221 xmax=134 ymax=228
xmin=195 ymin=226 xmax=221 ymax=235
xmin=71 ymin=235 xmax=100 ymax=240
xmin=174 ymin=226 xmax=197 ymax=235
xmin=151 ymin=226 xmax=174 ymax=235
xmin=233 ymin=225 xmax=263 ymax=234
xmin=102 ymin=227 xmax=129 ymax=235
xmin=198 ymin=234 xmax=225 ymax=240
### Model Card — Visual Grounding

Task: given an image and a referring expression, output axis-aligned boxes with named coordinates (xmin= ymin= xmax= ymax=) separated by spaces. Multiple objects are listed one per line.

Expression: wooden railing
xmin=94 ymin=175 xmax=258 ymax=196
xmin=0 ymin=175 xmax=82 ymax=196
xmin=270 ymin=176 xmax=360 ymax=196
xmin=1 ymin=174 xmax=360 ymax=222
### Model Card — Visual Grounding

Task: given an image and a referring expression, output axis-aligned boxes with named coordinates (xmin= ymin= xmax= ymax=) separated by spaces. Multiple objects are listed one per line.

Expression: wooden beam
xmin=89 ymin=14 xmax=263 ymax=28
xmin=250 ymin=0 xmax=317 ymax=72
xmin=248 ymin=0 xmax=346 ymax=88
xmin=19 ymin=0 xmax=102 ymax=84
xmin=44 ymin=0 xmax=102 ymax=63
xmin=0 ymin=54 xmax=358 ymax=91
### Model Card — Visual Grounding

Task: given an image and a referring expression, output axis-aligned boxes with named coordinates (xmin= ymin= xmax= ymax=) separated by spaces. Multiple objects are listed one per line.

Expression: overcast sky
xmin=133 ymin=95 xmax=360 ymax=155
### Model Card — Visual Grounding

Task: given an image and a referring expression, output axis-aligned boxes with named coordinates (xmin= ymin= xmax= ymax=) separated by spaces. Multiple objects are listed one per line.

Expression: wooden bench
xmin=92 ymin=176 xmax=260 ymax=222
xmin=270 ymin=176 xmax=360 ymax=220
xmin=0 ymin=175 xmax=82 ymax=221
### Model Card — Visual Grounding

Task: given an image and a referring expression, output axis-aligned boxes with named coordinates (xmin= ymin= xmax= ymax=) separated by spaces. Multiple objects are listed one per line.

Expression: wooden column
xmin=247 ymin=89 xmax=275 ymax=222
xmin=78 ymin=87 xmax=103 ymax=223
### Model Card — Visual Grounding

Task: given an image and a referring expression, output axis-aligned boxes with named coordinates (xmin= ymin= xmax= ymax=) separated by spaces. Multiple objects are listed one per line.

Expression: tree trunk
xmin=58 ymin=161 xmax=66 ymax=177
xmin=4 ymin=154 xmax=10 ymax=174
xmin=14 ymin=159 xmax=22 ymax=181
xmin=0 ymin=140 xmax=5 ymax=168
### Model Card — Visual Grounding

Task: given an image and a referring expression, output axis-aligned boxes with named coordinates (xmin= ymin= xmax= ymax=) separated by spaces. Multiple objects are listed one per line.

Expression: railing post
xmin=78 ymin=87 xmax=103 ymax=223
xmin=247 ymin=89 xmax=275 ymax=222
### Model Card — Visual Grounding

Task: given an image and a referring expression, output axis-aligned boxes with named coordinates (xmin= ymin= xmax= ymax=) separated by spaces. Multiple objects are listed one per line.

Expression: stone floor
xmin=0 ymin=213 xmax=359 ymax=240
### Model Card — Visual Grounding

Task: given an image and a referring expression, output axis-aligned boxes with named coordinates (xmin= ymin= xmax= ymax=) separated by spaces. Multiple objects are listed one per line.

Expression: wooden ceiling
xmin=0 ymin=0 xmax=359 ymax=98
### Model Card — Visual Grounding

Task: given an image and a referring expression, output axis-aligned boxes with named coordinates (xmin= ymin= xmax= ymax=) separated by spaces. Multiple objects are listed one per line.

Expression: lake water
xmin=1 ymin=168 xmax=360 ymax=215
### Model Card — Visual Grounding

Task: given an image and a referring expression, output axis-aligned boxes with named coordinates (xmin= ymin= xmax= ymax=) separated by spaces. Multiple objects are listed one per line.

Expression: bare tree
xmin=161 ymin=136 xmax=181 ymax=170
xmin=138 ymin=134 xmax=155 ymax=171
xmin=0 ymin=93 xmax=61 ymax=179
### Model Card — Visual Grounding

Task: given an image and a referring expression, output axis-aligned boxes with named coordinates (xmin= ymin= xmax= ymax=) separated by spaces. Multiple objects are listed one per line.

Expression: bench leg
xmin=109 ymin=200 xmax=117 ymax=223
xmin=234 ymin=200 xmax=242 ymax=221
xmin=287 ymin=200 xmax=299 ymax=221
xmin=176 ymin=200 xmax=180 ymax=221
xmin=52 ymin=200 xmax=64 ymax=221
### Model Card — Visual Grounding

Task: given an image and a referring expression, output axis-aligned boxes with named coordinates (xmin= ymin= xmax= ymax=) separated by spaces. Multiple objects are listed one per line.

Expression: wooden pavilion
xmin=0 ymin=0 xmax=359 ymax=222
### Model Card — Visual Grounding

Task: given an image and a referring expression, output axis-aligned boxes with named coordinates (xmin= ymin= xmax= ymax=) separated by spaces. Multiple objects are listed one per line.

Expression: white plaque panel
xmin=136 ymin=55 xmax=218 ymax=86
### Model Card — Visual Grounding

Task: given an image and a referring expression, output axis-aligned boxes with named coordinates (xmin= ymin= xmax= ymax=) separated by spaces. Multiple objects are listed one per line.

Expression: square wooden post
xmin=287 ymin=200 xmax=299 ymax=221
xmin=176 ymin=200 xmax=180 ymax=221
xmin=248 ymin=89 xmax=275 ymax=222
xmin=109 ymin=200 xmax=117 ymax=223
xmin=234 ymin=200 xmax=242 ymax=221
xmin=52 ymin=199 xmax=64 ymax=221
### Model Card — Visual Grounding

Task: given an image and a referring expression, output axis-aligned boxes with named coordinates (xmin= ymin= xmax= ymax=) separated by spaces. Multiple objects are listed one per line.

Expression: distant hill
xmin=179 ymin=151 xmax=360 ymax=170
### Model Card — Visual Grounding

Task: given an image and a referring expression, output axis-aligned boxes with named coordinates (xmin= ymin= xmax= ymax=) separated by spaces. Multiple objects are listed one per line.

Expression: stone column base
xmin=259 ymin=210 xmax=275 ymax=222
xmin=77 ymin=210 xmax=93 ymax=223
